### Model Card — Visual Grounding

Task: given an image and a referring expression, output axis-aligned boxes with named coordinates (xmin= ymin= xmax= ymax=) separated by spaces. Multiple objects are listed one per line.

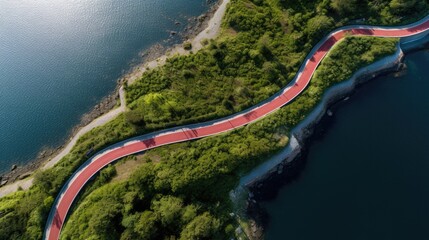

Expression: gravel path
xmin=0 ymin=87 xmax=126 ymax=197
xmin=0 ymin=0 xmax=230 ymax=199
xmin=127 ymin=0 xmax=230 ymax=84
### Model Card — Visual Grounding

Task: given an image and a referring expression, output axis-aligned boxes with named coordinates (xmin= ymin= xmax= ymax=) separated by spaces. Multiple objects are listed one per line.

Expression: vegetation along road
xmin=44 ymin=16 xmax=429 ymax=240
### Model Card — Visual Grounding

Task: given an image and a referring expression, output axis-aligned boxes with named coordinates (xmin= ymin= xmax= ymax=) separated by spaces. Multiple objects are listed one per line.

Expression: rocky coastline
xmin=0 ymin=0 xmax=221 ymax=189
xmin=121 ymin=0 xmax=223 ymax=84
xmin=0 ymin=83 xmax=123 ymax=187
xmin=239 ymin=34 xmax=429 ymax=239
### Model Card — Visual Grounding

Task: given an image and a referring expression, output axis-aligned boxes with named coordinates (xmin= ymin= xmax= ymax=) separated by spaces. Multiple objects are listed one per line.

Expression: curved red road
xmin=45 ymin=17 xmax=429 ymax=240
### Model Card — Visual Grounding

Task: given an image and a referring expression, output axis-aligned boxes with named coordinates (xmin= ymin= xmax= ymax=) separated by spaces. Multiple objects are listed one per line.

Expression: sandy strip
xmin=0 ymin=87 xmax=126 ymax=197
xmin=0 ymin=0 xmax=230 ymax=198
xmin=127 ymin=0 xmax=230 ymax=84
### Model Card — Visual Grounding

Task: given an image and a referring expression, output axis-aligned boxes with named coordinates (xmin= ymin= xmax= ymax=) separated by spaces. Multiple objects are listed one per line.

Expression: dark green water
xmin=262 ymin=50 xmax=429 ymax=239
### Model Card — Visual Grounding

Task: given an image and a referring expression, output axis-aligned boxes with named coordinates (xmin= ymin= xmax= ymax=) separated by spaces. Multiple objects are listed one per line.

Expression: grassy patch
xmin=60 ymin=36 xmax=398 ymax=240
xmin=0 ymin=0 xmax=420 ymax=238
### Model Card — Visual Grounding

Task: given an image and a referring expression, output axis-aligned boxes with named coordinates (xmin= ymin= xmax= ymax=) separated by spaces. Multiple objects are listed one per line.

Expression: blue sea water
xmin=262 ymin=50 xmax=429 ymax=239
xmin=0 ymin=0 xmax=213 ymax=173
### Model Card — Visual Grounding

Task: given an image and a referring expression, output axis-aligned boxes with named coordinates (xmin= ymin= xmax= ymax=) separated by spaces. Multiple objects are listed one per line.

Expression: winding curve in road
xmin=44 ymin=16 xmax=429 ymax=240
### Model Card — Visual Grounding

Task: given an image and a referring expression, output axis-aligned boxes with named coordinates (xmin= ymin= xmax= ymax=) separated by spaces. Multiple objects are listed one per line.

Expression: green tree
xmin=389 ymin=0 xmax=424 ymax=15
xmin=179 ymin=212 xmax=221 ymax=240
xmin=331 ymin=0 xmax=357 ymax=15
xmin=134 ymin=211 xmax=158 ymax=239
xmin=305 ymin=15 xmax=335 ymax=41
xmin=152 ymin=196 xmax=183 ymax=228
xmin=181 ymin=204 xmax=199 ymax=224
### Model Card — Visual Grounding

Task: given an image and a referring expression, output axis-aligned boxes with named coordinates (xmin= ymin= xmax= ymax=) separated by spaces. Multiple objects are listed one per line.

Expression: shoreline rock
xmin=0 ymin=82 xmax=123 ymax=184
xmin=237 ymin=33 xmax=429 ymax=239
xmin=0 ymin=0 xmax=222 ymax=189
xmin=122 ymin=0 xmax=225 ymax=84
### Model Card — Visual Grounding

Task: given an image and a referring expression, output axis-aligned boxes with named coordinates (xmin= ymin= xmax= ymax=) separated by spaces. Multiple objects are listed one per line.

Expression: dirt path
xmin=0 ymin=0 xmax=230 ymax=198
xmin=126 ymin=0 xmax=230 ymax=85
xmin=0 ymin=87 xmax=126 ymax=197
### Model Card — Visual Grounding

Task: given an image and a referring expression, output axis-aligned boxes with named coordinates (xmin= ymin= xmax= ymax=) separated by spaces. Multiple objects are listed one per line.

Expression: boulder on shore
xmin=11 ymin=164 xmax=17 ymax=171
xmin=0 ymin=179 xmax=8 ymax=187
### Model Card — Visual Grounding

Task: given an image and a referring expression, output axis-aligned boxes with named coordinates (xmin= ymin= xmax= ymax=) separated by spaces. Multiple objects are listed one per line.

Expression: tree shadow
xmin=142 ymin=138 xmax=156 ymax=147
xmin=53 ymin=211 xmax=63 ymax=228
xmin=351 ymin=28 xmax=374 ymax=36
xmin=243 ymin=111 xmax=257 ymax=121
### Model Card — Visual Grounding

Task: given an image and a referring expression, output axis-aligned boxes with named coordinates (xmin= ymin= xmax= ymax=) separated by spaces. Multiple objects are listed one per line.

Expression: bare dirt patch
xmin=112 ymin=152 xmax=162 ymax=182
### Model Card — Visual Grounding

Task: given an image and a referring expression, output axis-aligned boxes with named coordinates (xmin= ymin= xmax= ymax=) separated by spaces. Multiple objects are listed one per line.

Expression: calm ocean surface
xmin=0 ymin=0 xmax=212 ymax=173
xmin=262 ymin=50 xmax=429 ymax=239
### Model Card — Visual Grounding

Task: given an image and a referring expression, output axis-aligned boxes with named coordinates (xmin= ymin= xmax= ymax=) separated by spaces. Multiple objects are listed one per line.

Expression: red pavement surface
xmin=45 ymin=18 xmax=429 ymax=240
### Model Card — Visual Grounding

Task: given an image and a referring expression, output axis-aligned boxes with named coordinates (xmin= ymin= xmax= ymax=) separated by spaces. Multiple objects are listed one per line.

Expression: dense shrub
xmin=0 ymin=0 xmax=421 ymax=238
xmin=60 ymin=36 xmax=398 ymax=240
